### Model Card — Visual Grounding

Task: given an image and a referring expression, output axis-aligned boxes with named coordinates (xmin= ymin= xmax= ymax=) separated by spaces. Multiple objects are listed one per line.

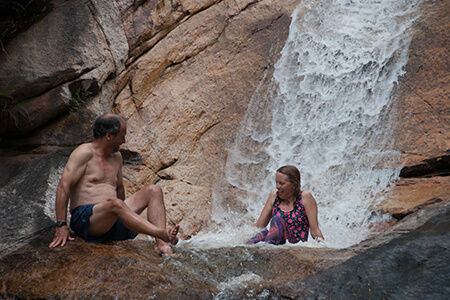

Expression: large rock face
xmin=0 ymin=0 xmax=300 ymax=252
xmin=0 ymin=153 xmax=67 ymax=255
xmin=115 ymin=0 xmax=299 ymax=236
xmin=0 ymin=0 xmax=126 ymax=137
xmin=0 ymin=0 xmax=448 ymax=298
xmin=373 ymin=0 xmax=450 ymax=218
xmin=390 ymin=0 xmax=449 ymax=162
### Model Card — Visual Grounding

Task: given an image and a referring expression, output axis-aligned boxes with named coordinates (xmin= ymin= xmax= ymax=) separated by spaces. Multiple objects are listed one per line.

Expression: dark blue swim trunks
xmin=70 ymin=204 xmax=138 ymax=243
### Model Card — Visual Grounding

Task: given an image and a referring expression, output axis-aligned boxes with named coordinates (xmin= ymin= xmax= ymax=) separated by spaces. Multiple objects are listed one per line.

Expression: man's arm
xmin=49 ymin=144 xmax=93 ymax=247
xmin=116 ymin=153 xmax=125 ymax=200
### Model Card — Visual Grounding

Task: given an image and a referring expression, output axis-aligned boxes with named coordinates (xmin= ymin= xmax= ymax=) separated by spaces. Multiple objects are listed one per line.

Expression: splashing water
xmin=183 ymin=0 xmax=423 ymax=250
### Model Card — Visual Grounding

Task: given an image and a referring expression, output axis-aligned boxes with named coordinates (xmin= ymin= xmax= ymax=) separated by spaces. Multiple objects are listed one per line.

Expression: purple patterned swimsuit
xmin=272 ymin=192 xmax=309 ymax=243
xmin=246 ymin=192 xmax=310 ymax=245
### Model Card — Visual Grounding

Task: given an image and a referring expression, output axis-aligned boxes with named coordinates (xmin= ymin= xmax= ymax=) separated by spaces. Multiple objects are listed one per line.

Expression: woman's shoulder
xmin=301 ymin=190 xmax=316 ymax=206
xmin=267 ymin=190 xmax=278 ymax=205
xmin=301 ymin=190 xmax=313 ymax=198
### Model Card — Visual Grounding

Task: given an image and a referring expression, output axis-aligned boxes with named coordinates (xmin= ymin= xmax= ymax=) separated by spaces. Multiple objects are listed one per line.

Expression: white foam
xmin=216 ymin=272 xmax=263 ymax=291
xmin=189 ymin=0 xmax=424 ymax=250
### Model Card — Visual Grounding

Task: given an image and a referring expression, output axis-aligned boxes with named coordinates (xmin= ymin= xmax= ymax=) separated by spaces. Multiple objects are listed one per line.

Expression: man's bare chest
xmin=85 ymin=157 xmax=120 ymax=184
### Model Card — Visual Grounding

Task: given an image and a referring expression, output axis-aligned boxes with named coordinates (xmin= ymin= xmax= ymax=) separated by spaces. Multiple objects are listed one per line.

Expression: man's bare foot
xmin=155 ymin=243 xmax=180 ymax=257
xmin=165 ymin=224 xmax=179 ymax=245
xmin=154 ymin=225 xmax=180 ymax=257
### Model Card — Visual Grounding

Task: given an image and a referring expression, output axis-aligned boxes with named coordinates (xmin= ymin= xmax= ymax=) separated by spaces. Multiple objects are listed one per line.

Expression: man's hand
xmin=49 ymin=226 xmax=74 ymax=247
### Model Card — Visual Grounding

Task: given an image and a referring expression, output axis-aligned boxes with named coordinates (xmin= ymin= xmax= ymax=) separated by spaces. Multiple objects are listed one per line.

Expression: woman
xmin=247 ymin=165 xmax=324 ymax=245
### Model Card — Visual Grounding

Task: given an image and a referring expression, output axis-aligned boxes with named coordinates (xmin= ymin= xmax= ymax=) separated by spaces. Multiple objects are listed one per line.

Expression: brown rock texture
xmin=391 ymin=0 xmax=449 ymax=163
xmin=0 ymin=0 xmax=448 ymax=298
xmin=374 ymin=0 xmax=450 ymax=217
xmin=1 ymin=199 xmax=447 ymax=299
xmin=114 ymin=0 xmax=300 ymax=237
xmin=387 ymin=176 xmax=449 ymax=218
xmin=0 ymin=0 xmax=300 ymax=246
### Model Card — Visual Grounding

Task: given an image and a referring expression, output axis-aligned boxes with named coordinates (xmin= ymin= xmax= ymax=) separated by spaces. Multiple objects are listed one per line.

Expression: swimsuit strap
xmin=292 ymin=191 xmax=302 ymax=209
xmin=273 ymin=192 xmax=302 ymax=214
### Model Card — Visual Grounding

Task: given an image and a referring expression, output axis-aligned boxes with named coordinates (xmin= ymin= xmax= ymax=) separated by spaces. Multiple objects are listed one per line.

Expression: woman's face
xmin=276 ymin=171 xmax=296 ymax=200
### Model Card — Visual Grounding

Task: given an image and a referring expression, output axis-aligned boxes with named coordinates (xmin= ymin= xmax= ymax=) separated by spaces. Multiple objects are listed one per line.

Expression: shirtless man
xmin=49 ymin=113 xmax=179 ymax=256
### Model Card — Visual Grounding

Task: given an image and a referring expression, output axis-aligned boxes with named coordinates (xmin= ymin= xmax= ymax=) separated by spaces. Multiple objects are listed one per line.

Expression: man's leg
xmin=124 ymin=184 xmax=178 ymax=255
xmin=88 ymin=192 xmax=178 ymax=249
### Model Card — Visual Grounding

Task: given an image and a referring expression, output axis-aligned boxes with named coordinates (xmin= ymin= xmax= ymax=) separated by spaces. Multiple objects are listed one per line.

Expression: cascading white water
xmin=183 ymin=0 xmax=423 ymax=250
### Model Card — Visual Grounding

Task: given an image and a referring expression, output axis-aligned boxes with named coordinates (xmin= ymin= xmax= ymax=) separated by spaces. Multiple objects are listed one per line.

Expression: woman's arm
xmin=302 ymin=190 xmax=324 ymax=240
xmin=254 ymin=191 xmax=277 ymax=228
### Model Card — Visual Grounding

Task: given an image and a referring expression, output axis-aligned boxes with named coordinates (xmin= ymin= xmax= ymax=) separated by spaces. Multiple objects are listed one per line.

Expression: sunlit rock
xmin=114 ymin=0 xmax=298 ymax=234
xmin=0 ymin=0 xmax=448 ymax=298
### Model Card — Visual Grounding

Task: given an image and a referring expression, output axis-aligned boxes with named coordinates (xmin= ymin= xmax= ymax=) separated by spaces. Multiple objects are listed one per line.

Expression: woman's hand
xmin=302 ymin=191 xmax=325 ymax=241
xmin=311 ymin=227 xmax=324 ymax=241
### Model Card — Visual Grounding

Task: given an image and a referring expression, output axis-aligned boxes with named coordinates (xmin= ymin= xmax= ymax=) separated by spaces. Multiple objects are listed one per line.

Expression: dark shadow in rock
xmin=277 ymin=204 xmax=450 ymax=299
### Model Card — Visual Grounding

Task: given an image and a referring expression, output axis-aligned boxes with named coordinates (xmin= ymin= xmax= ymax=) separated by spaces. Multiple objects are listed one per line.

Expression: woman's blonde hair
xmin=277 ymin=165 xmax=301 ymax=195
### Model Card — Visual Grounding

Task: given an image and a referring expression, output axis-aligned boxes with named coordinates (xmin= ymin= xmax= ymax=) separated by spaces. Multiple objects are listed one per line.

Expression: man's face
xmin=109 ymin=120 xmax=127 ymax=152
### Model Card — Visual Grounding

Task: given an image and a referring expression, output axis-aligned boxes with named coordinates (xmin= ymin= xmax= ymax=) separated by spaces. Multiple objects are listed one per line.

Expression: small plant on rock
xmin=70 ymin=88 xmax=92 ymax=112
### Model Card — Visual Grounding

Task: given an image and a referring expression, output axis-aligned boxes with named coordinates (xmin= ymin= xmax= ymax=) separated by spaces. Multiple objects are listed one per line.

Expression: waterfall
xmin=184 ymin=0 xmax=423 ymax=249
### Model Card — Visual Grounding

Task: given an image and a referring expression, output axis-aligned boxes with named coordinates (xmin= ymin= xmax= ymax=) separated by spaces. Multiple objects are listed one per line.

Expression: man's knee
xmin=144 ymin=184 xmax=162 ymax=196
xmin=108 ymin=198 xmax=128 ymax=213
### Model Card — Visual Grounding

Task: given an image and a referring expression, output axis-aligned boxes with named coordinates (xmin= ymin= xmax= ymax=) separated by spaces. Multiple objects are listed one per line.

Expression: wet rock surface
xmin=1 ymin=202 xmax=448 ymax=299
xmin=389 ymin=0 xmax=449 ymax=164
xmin=0 ymin=0 xmax=448 ymax=298
xmin=373 ymin=154 xmax=450 ymax=219
xmin=277 ymin=202 xmax=450 ymax=299
xmin=0 ymin=153 xmax=67 ymax=256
